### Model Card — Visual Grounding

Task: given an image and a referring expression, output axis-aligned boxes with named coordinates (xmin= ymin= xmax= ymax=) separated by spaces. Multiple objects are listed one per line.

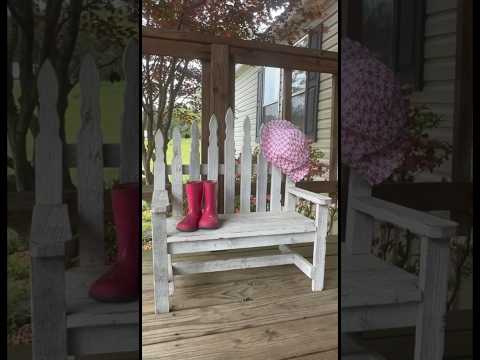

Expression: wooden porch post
xmin=208 ymin=44 xmax=232 ymax=213
xmin=329 ymin=74 xmax=338 ymax=182
xmin=209 ymin=44 xmax=231 ymax=159
xmin=282 ymin=68 xmax=292 ymax=121
xmin=201 ymin=60 xmax=211 ymax=164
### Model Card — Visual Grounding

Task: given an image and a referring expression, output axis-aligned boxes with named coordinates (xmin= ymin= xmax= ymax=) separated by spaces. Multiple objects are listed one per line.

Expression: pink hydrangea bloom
xmin=260 ymin=120 xmax=310 ymax=182
xmin=341 ymin=38 xmax=409 ymax=185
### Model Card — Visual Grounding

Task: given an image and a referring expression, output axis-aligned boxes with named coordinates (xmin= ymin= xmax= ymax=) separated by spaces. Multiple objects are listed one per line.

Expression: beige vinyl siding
xmin=233 ymin=0 xmax=338 ymax=159
xmin=234 ymin=65 xmax=259 ymax=155
xmin=315 ymin=0 xmax=338 ymax=161
xmin=412 ymin=0 xmax=457 ymax=181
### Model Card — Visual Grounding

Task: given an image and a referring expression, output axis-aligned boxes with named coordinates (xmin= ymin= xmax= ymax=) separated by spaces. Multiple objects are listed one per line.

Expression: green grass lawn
xmin=165 ymin=138 xmax=192 ymax=165
xmin=15 ymin=79 xmax=197 ymax=187
xmin=14 ymin=80 xmax=124 ymax=187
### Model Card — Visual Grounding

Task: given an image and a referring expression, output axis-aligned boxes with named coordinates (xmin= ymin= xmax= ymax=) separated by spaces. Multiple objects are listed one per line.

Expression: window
xmin=262 ymin=67 xmax=280 ymax=122
xmin=256 ymin=31 xmax=321 ymax=138
xmin=347 ymin=0 xmax=425 ymax=89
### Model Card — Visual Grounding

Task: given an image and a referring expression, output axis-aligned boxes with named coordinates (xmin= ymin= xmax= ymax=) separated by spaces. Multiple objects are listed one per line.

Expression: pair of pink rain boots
xmin=177 ymin=180 xmax=219 ymax=232
xmin=89 ymin=183 xmax=139 ymax=302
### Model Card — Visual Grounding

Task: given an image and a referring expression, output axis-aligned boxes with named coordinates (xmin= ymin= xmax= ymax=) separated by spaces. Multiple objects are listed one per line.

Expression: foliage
xmin=7 ymin=229 xmax=31 ymax=338
xmin=168 ymin=106 xmax=201 ymax=138
xmin=141 ymin=0 xmax=324 ymax=185
xmin=373 ymin=93 xmax=469 ymax=309
xmin=269 ymin=0 xmax=327 ymax=44
xmin=142 ymin=200 xmax=153 ymax=250
xmin=143 ymin=0 xmax=290 ymax=39
xmin=295 ymin=143 xmax=336 ymax=234
xmin=7 ymin=0 xmax=137 ymax=191
xmin=388 ymin=90 xmax=453 ymax=182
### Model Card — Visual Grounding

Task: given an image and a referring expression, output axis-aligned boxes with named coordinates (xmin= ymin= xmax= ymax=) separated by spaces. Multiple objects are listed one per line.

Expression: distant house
xmin=234 ymin=0 xmax=338 ymax=165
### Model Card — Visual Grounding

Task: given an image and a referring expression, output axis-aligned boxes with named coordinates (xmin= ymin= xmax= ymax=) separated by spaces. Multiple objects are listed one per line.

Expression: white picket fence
xmin=30 ymin=39 xmax=139 ymax=358
xmin=155 ymin=108 xmax=296 ymax=217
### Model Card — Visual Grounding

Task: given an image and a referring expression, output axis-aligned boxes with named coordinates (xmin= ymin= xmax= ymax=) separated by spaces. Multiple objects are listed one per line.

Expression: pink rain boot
xmin=176 ymin=181 xmax=203 ymax=232
xmin=198 ymin=180 xmax=220 ymax=229
xmin=89 ymin=183 xmax=139 ymax=302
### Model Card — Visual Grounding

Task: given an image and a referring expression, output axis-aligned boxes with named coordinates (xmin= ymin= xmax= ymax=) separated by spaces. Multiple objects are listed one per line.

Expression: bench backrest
xmin=34 ymin=38 xmax=139 ymax=267
xmin=344 ymin=169 xmax=374 ymax=255
xmin=154 ymin=108 xmax=295 ymax=216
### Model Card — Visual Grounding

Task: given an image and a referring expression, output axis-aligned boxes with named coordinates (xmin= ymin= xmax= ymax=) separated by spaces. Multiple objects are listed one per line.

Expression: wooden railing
xmin=142 ymin=29 xmax=339 ymax=211
xmin=27 ymin=39 xmax=139 ymax=358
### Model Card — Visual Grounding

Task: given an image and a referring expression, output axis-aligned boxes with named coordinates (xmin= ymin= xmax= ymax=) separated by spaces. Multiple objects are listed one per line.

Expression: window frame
xmin=346 ymin=0 xmax=425 ymax=90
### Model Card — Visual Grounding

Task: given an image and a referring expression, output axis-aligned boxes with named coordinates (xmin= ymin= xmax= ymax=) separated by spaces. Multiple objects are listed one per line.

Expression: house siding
xmin=315 ymin=0 xmax=338 ymax=161
xmin=234 ymin=65 xmax=258 ymax=155
xmin=233 ymin=0 xmax=338 ymax=161
xmin=412 ymin=0 xmax=457 ymax=181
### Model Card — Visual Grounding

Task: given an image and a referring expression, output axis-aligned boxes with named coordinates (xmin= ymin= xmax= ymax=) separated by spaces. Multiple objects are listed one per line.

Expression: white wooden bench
xmin=151 ymin=109 xmax=331 ymax=313
xmin=30 ymin=39 xmax=139 ymax=358
xmin=342 ymin=170 xmax=458 ymax=359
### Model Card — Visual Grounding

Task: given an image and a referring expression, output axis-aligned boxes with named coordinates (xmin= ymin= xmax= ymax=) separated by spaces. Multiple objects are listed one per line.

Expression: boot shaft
xmin=185 ymin=181 xmax=203 ymax=215
xmin=111 ymin=182 xmax=139 ymax=259
xmin=202 ymin=180 xmax=217 ymax=212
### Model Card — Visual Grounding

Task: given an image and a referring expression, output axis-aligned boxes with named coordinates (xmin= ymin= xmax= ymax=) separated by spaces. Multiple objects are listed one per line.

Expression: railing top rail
xmin=142 ymin=29 xmax=338 ymax=74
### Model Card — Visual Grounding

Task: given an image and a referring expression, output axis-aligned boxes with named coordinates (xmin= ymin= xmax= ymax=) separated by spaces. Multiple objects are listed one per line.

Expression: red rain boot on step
xmin=198 ymin=180 xmax=220 ymax=229
xmin=176 ymin=181 xmax=203 ymax=232
xmin=89 ymin=183 xmax=139 ymax=302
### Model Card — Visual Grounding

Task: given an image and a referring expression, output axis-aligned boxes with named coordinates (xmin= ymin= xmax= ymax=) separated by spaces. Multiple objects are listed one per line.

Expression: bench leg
xmin=414 ymin=237 xmax=449 ymax=360
xmin=312 ymin=205 xmax=329 ymax=291
xmin=152 ymin=212 xmax=170 ymax=313
xmin=168 ymin=254 xmax=174 ymax=296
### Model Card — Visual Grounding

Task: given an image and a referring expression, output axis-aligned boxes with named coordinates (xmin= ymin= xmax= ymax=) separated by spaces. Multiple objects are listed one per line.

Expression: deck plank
xmin=142 ymin=315 xmax=338 ymax=360
xmin=142 ymin=239 xmax=338 ymax=359
xmin=143 ymin=268 xmax=337 ymax=313
xmin=143 ymin=290 xmax=337 ymax=344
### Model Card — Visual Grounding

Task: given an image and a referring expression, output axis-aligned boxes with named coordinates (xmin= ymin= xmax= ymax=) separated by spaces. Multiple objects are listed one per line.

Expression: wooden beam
xmin=142 ymin=30 xmax=338 ymax=74
xmin=209 ymin=44 xmax=231 ymax=213
xmin=209 ymin=44 xmax=231 ymax=162
xmin=452 ymin=0 xmax=472 ymax=182
xmin=372 ymin=182 xmax=473 ymax=214
xmin=201 ymin=60 xmax=211 ymax=164
xmin=142 ymin=29 xmax=338 ymax=60
xmin=142 ymin=37 xmax=210 ymax=60
xmin=282 ymin=69 xmax=292 ymax=121
xmin=172 ymin=254 xmax=295 ymax=275
xmin=231 ymin=47 xmax=337 ymax=73
xmin=328 ymin=75 xmax=338 ymax=182
xmin=140 ymin=180 xmax=337 ymax=204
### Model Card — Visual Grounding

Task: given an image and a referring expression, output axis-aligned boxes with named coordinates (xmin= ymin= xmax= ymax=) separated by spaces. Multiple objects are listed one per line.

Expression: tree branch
xmin=7 ymin=1 xmax=26 ymax=30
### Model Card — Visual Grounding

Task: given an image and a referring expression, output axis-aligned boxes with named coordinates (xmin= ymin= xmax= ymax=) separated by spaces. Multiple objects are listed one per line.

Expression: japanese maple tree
xmin=141 ymin=0 xmax=325 ymax=184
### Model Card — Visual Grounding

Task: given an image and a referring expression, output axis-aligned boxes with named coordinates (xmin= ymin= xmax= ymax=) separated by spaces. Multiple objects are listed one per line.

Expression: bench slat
xmin=240 ymin=116 xmax=252 ymax=213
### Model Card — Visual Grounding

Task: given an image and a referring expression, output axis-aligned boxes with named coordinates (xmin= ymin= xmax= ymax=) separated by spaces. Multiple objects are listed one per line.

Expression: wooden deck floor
xmin=142 ymin=238 xmax=339 ymax=360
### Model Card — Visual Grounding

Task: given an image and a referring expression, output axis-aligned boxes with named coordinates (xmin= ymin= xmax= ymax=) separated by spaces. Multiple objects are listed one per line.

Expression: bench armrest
xmin=350 ymin=196 xmax=457 ymax=239
xmin=287 ymin=186 xmax=331 ymax=206
xmin=151 ymin=190 xmax=169 ymax=214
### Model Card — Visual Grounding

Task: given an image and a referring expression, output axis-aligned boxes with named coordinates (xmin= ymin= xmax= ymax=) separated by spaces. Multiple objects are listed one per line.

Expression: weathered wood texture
xmin=343 ymin=170 xmax=456 ymax=360
xmin=119 ymin=39 xmax=139 ymax=184
xmin=31 ymin=39 xmax=140 ymax=358
xmin=151 ymin=108 xmax=332 ymax=313
xmin=142 ymin=29 xmax=338 ymax=74
xmin=31 ymin=60 xmax=68 ymax=360
xmin=142 ymin=240 xmax=338 ymax=359
xmin=77 ymin=54 xmax=105 ymax=266
xmin=355 ymin=310 xmax=473 ymax=360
